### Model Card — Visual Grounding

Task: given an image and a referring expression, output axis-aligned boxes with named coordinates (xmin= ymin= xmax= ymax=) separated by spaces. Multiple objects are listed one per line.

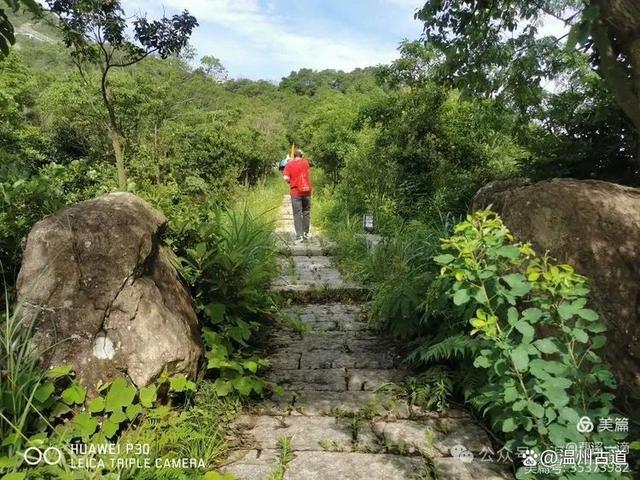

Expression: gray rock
xmin=372 ymin=418 xmax=491 ymax=457
xmin=472 ymin=178 xmax=640 ymax=389
xmin=16 ymin=192 xmax=202 ymax=390
xmin=347 ymin=369 xmax=406 ymax=391
xmin=284 ymin=452 xmax=424 ymax=480
xmin=266 ymin=368 xmax=348 ymax=391
xmin=222 ymin=449 xmax=279 ymax=479
xmin=232 ymin=415 xmax=353 ymax=451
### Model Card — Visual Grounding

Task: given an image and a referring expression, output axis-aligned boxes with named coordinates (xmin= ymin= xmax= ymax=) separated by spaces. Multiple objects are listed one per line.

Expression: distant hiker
xmin=278 ymin=155 xmax=290 ymax=172
xmin=282 ymin=149 xmax=312 ymax=243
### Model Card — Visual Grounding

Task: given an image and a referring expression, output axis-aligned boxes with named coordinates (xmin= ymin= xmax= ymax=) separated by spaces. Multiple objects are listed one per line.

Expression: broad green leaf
xmin=496 ymin=245 xmax=520 ymax=259
xmin=205 ymin=303 xmax=226 ymax=323
xmin=102 ymin=419 xmax=119 ymax=439
xmin=512 ymin=400 xmax=527 ymax=412
xmin=502 ymin=273 xmax=530 ymax=297
xmin=49 ymin=402 xmax=72 ymax=418
xmin=559 ymin=407 xmax=580 ymax=424
xmin=544 ymin=377 xmax=572 ymax=389
xmin=170 ymin=374 xmax=188 ymax=392
xmin=510 ymin=346 xmax=529 ymax=371
xmin=34 ymin=382 xmax=55 ymax=403
xmin=533 ymin=338 xmax=558 ymax=354
xmin=577 ymin=308 xmax=598 ymax=321
xmin=452 ymin=288 xmax=470 ymax=306
xmin=590 ymin=335 xmax=606 ymax=349
xmin=572 ymin=329 xmax=588 ymax=343
xmin=514 ymin=321 xmax=534 ymax=338
xmin=546 ymin=407 xmax=557 ymax=422
xmin=522 ymin=308 xmax=542 ymax=323
xmin=545 ymin=387 xmax=570 ymax=407
xmin=527 ymin=271 xmax=540 ymax=281
xmin=433 ymin=254 xmax=454 ymax=264
xmin=104 ymin=377 xmax=136 ymax=412
xmin=548 ymin=423 xmax=571 ymax=445
xmin=541 ymin=361 xmax=567 ymax=375
xmin=47 ymin=364 xmax=74 ymax=380
xmin=0 ymin=455 xmax=20 ymax=469
xmin=62 ymin=383 xmax=86 ymax=405
xmin=110 ymin=409 xmax=127 ymax=424
xmin=88 ymin=397 xmax=105 ymax=413
xmin=139 ymin=385 xmax=157 ymax=408
xmin=243 ymin=360 xmax=258 ymax=373
xmin=587 ymin=322 xmax=607 ymax=333
xmin=503 ymin=386 xmax=519 ymax=403
xmin=557 ymin=302 xmax=577 ymax=320
xmin=213 ymin=379 xmax=231 ymax=396
xmin=232 ymin=376 xmax=254 ymax=396
xmin=527 ymin=401 xmax=544 ymax=418
xmin=2 ymin=473 xmax=26 ymax=480
xmin=473 ymin=356 xmax=491 ymax=368
xmin=502 ymin=418 xmax=517 ymax=432
xmin=72 ymin=413 xmax=98 ymax=440
xmin=126 ymin=403 xmax=143 ymax=421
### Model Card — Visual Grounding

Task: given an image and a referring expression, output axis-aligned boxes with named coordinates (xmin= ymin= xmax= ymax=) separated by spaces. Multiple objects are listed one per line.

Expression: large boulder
xmin=17 ymin=192 xmax=202 ymax=389
xmin=471 ymin=178 xmax=640 ymax=389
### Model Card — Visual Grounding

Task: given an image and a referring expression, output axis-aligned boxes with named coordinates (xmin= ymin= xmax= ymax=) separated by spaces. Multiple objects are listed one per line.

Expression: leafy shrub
xmin=435 ymin=209 xmax=625 ymax=475
xmin=380 ymin=366 xmax=454 ymax=412
xmin=179 ymin=205 xmax=278 ymax=397
xmin=0 ymin=298 xmax=46 ymax=466
xmin=0 ymin=167 xmax=64 ymax=285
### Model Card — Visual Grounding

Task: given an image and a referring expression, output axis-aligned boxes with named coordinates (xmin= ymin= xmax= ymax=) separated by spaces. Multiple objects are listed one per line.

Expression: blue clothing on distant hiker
xmin=279 ymin=156 xmax=290 ymax=171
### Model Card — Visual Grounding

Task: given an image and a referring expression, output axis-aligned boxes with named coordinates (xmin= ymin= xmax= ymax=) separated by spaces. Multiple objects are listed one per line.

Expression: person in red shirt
xmin=282 ymin=149 xmax=312 ymax=243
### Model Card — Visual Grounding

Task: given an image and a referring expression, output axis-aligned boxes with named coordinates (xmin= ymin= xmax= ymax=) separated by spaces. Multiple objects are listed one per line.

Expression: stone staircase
xmin=222 ymin=195 xmax=512 ymax=480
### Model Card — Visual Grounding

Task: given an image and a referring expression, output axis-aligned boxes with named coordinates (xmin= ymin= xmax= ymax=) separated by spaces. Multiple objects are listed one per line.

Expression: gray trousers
xmin=291 ymin=195 xmax=311 ymax=237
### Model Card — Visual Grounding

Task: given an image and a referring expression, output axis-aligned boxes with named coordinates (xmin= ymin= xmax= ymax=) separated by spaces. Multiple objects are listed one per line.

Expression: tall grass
xmin=0 ymin=285 xmax=44 ymax=458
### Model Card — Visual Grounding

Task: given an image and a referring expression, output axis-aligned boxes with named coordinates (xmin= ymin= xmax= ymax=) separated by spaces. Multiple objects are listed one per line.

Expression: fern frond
xmin=407 ymin=333 xmax=481 ymax=365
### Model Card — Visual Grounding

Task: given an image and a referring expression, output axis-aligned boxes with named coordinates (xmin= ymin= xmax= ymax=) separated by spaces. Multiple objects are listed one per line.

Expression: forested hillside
xmin=4 ymin=1 xmax=639 ymax=283
xmin=1 ymin=1 xmax=639 ymax=479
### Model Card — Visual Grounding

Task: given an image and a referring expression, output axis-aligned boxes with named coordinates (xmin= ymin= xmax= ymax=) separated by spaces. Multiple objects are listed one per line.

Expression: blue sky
xmin=123 ymin=0 xmax=425 ymax=81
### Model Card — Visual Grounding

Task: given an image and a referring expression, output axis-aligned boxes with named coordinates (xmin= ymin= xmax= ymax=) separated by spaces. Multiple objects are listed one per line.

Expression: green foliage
xmin=0 ymin=299 xmax=46 ymax=463
xmin=416 ymin=0 xmax=640 ymax=180
xmin=299 ymin=91 xmax=371 ymax=180
xmin=179 ymin=204 xmax=279 ymax=397
xmin=436 ymin=209 xmax=625 ymax=473
xmin=381 ymin=366 xmax=454 ymax=413
xmin=267 ymin=437 xmax=293 ymax=480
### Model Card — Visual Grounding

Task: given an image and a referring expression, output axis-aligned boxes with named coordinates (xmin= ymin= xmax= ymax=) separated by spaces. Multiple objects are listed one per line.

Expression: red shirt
xmin=283 ymin=158 xmax=312 ymax=197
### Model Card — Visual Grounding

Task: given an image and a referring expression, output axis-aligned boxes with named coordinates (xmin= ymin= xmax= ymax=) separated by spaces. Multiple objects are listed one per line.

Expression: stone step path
xmin=222 ymin=195 xmax=512 ymax=480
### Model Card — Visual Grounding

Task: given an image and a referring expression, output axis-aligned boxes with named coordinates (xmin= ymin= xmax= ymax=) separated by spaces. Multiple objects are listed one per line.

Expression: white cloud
xmin=125 ymin=0 xmax=401 ymax=78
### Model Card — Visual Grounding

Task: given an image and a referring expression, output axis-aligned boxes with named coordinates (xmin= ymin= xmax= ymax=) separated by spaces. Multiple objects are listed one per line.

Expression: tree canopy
xmin=417 ymin=0 xmax=640 ymax=151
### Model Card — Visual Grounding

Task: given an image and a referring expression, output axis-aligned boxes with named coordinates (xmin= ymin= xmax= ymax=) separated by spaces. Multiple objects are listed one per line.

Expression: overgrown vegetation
xmin=3 ymin=0 xmax=640 ymax=478
xmin=436 ymin=210 xmax=626 ymax=476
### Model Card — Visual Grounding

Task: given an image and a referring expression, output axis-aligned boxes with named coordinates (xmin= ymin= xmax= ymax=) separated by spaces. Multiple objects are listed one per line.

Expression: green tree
xmin=46 ymin=0 xmax=197 ymax=190
xmin=417 ymin=0 xmax=640 ymax=167
xmin=199 ymin=55 xmax=228 ymax=82
xmin=300 ymin=92 xmax=364 ymax=181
